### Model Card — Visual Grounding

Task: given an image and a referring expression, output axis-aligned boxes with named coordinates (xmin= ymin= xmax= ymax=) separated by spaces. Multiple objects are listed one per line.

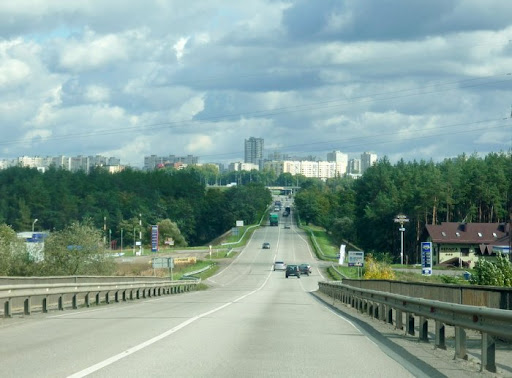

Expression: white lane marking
xmin=68 ymin=266 xmax=273 ymax=378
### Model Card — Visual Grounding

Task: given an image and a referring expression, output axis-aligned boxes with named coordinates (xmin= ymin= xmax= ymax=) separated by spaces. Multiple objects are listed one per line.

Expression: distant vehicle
xmin=285 ymin=264 xmax=300 ymax=278
xmin=262 ymin=242 xmax=271 ymax=249
xmin=284 ymin=225 xmax=290 ymax=229
xmin=282 ymin=211 xmax=289 ymax=217
xmin=298 ymin=264 xmax=311 ymax=276
xmin=269 ymin=212 xmax=279 ymax=226
xmin=285 ymin=206 xmax=291 ymax=214
xmin=273 ymin=261 xmax=286 ymax=271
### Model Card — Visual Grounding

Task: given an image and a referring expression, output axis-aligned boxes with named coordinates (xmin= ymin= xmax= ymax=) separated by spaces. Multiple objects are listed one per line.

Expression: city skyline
xmin=0 ymin=2 xmax=511 ymax=167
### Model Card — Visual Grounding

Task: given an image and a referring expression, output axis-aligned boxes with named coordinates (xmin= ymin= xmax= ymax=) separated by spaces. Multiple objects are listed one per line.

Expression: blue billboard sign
xmin=421 ymin=242 xmax=432 ymax=276
xmin=151 ymin=225 xmax=159 ymax=252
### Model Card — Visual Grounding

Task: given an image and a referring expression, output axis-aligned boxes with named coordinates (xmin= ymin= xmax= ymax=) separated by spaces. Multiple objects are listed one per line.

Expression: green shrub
xmin=470 ymin=253 xmax=512 ymax=287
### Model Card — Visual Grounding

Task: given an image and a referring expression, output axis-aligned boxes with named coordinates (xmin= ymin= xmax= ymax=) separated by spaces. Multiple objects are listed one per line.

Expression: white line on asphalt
xmin=67 ymin=266 xmax=273 ymax=378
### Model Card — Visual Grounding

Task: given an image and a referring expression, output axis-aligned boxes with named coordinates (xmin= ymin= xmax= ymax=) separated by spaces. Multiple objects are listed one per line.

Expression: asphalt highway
xmin=0 ymin=219 xmax=457 ymax=377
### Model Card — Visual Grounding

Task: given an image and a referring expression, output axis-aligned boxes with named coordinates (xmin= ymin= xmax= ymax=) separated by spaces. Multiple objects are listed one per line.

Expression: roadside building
xmin=425 ymin=222 xmax=510 ymax=269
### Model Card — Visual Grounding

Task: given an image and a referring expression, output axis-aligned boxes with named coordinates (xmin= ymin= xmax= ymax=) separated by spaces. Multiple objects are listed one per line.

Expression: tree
xmin=42 ymin=220 xmax=115 ymax=276
xmin=157 ymin=219 xmax=187 ymax=247
xmin=0 ymin=224 xmax=31 ymax=275
xmin=470 ymin=253 xmax=512 ymax=287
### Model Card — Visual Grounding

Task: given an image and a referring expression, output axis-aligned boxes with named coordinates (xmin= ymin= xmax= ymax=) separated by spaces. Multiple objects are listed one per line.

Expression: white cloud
xmin=173 ymin=37 xmax=189 ymax=62
xmin=0 ymin=1 xmax=510 ymax=167
xmin=186 ymin=134 xmax=213 ymax=153
xmin=58 ymin=30 xmax=130 ymax=72
xmin=84 ymin=85 xmax=110 ymax=103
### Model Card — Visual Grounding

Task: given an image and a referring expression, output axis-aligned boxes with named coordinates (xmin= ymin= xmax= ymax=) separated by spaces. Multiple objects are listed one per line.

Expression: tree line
xmin=294 ymin=152 xmax=512 ymax=264
xmin=0 ymin=166 xmax=272 ymax=248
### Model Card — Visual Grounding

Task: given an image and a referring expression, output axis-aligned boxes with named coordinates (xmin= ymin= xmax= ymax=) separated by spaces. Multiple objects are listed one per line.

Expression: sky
xmin=0 ymin=0 xmax=511 ymax=168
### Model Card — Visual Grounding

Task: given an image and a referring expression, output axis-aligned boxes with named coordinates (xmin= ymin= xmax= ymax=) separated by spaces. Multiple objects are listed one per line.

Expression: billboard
xmin=151 ymin=225 xmax=159 ymax=252
xmin=348 ymin=251 xmax=364 ymax=267
xmin=421 ymin=242 xmax=433 ymax=275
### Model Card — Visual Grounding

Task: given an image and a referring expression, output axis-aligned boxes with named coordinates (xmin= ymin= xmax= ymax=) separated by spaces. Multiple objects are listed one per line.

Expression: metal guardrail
xmin=1 ymin=279 xmax=200 ymax=318
xmin=319 ymin=281 xmax=512 ymax=373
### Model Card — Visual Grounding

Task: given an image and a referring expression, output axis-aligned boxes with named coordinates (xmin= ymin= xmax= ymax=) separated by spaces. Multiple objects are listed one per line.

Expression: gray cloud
xmin=0 ymin=0 xmax=510 ymax=167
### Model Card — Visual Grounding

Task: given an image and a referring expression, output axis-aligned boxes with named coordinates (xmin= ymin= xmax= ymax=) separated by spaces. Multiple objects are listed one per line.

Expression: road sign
xmin=152 ymin=257 xmax=174 ymax=269
xmin=394 ymin=214 xmax=410 ymax=223
xmin=348 ymin=251 xmax=364 ymax=267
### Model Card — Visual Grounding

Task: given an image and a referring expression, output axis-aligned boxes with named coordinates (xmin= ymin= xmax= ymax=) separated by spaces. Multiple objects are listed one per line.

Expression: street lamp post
xmin=121 ymin=228 xmax=123 ymax=252
xmin=139 ymin=213 xmax=143 ymax=255
xmin=32 ymin=219 xmax=38 ymax=233
xmin=394 ymin=214 xmax=409 ymax=265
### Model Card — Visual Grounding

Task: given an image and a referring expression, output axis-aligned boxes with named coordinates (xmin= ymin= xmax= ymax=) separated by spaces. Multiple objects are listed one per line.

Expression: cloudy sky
xmin=1 ymin=0 xmax=511 ymax=167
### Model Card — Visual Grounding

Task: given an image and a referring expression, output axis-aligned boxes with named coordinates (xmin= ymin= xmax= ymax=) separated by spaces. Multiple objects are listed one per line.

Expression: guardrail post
xmin=454 ymin=326 xmax=468 ymax=360
xmin=386 ymin=306 xmax=393 ymax=324
xmin=4 ymin=300 xmax=11 ymax=318
xmin=122 ymin=290 xmax=127 ymax=301
xmin=72 ymin=294 xmax=78 ymax=310
xmin=406 ymin=313 xmax=415 ymax=335
xmin=105 ymin=292 xmax=110 ymax=304
xmin=481 ymin=333 xmax=496 ymax=373
xmin=419 ymin=316 xmax=428 ymax=342
xmin=42 ymin=297 xmax=48 ymax=313
xmin=95 ymin=293 xmax=100 ymax=305
xmin=435 ymin=321 xmax=446 ymax=349
xmin=58 ymin=296 xmax=64 ymax=311
xmin=24 ymin=297 xmax=31 ymax=315
xmin=84 ymin=293 xmax=90 ymax=308
xmin=114 ymin=291 xmax=119 ymax=303
xmin=396 ymin=309 xmax=403 ymax=330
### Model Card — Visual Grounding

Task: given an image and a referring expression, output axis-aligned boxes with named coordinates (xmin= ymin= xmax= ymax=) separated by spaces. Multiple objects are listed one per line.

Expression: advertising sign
xmin=421 ymin=242 xmax=433 ymax=275
xmin=151 ymin=225 xmax=159 ymax=252
xmin=348 ymin=251 xmax=364 ymax=267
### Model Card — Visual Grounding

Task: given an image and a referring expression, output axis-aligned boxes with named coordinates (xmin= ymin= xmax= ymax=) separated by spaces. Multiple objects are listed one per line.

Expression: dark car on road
xmin=298 ymin=264 xmax=312 ymax=276
xmin=285 ymin=264 xmax=300 ymax=278
xmin=262 ymin=242 xmax=271 ymax=249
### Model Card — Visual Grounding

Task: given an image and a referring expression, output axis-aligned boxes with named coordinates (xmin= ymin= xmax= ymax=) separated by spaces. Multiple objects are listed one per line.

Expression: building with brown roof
xmin=425 ymin=222 xmax=510 ymax=269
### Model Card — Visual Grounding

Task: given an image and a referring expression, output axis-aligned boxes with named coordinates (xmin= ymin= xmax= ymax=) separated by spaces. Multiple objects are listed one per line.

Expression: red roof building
xmin=425 ymin=222 xmax=510 ymax=268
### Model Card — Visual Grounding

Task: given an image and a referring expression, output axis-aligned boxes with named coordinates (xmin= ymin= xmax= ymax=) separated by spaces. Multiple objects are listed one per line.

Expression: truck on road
xmin=269 ymin=212 xmax=279 ymax=226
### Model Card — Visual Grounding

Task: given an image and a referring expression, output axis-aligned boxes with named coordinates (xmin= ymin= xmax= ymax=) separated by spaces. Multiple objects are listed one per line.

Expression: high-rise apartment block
xmin=327 ymin=150 xmax=348 ymax=176
xmin=361 ymin=152 xmax=378 ymax=173
xmin=244 ymin=137 xmax=264 ymax=167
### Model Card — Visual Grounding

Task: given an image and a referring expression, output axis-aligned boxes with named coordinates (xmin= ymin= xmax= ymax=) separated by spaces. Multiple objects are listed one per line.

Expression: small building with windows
xmin=425 ymin=222 xmax=510 ymax=269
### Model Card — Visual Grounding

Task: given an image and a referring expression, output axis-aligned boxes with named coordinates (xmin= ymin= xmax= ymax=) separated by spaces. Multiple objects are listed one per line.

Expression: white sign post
xmin=394 ymin=214 xmax=409 ymax=265
xmin=339 ymin=244 xmax=346 ymax=265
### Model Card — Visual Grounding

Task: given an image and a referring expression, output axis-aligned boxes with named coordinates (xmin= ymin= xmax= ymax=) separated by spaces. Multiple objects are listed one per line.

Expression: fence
xmin=318 ymin=281 xmax=512 ymax=373
xmin=1 ymin=278 xmax=200 ymax=318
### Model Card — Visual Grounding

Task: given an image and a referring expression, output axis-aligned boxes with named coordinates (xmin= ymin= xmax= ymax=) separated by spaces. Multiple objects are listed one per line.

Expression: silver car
xmin=273 ymin=261 xmax=286 ymax=271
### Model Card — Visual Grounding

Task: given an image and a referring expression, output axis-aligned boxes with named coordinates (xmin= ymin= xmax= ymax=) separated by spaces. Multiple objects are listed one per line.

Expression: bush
xmin=363 ymin=254 xmax=396 ymax=280
xmin=470 ymin=253 xmax=512 ymax=287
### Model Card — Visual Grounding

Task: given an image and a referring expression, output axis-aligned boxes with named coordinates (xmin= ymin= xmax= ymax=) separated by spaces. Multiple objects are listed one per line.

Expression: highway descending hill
xmin=0 ymin=217 xmax=481 ymax=377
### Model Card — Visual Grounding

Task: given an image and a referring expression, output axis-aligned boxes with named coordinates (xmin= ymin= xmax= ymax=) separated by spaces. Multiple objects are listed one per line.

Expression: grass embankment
xmin=304 ymin=226 xmax=469 ymax=284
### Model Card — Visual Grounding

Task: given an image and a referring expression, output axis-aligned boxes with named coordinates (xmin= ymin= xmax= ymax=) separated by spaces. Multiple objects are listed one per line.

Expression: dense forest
xmin=0 ymin=152 xmax=510 ymax=268
xmin=294 ymin=152 xmax=512 ymax=264
xmin=0 ymin=166 xmax=271 ymax=247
